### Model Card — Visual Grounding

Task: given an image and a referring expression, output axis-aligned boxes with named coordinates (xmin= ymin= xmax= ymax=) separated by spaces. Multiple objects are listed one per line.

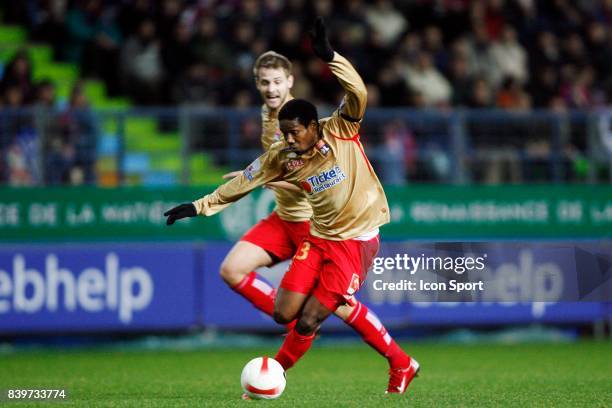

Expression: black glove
xmin=309 ymin=16 xmax=334 ymax=62
xmin=164 ymin=203 xmax=197 ymax=225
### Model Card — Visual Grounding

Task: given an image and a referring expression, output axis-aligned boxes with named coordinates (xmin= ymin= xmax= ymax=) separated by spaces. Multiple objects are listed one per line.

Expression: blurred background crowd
xmin=0 ymin=0 xmax=611 ymax=187
xmin=3 ymin=0 xmax=611 ymax=110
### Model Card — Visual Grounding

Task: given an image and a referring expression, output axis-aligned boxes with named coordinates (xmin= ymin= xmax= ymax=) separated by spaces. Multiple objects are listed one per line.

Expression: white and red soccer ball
xmin=240 ymin=356 xmax=286 ymax=399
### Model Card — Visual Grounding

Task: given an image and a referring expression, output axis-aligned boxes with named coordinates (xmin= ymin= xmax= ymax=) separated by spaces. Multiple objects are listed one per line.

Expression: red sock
xmin=274 ymin=329 xmax=315 ymax=370
xmin=346 ymin=302 xmax=410 ymax=369
xmin=231 ymin=272 xmax=276 ymax=317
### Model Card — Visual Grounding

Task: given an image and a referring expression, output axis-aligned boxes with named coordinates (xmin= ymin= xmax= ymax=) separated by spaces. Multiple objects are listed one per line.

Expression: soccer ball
xmin=240 ymin=356 xmax=286 ymax=400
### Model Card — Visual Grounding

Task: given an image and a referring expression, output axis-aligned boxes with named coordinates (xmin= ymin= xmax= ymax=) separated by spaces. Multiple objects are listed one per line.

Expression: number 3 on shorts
xmin=295 ymin=241 xmax=311 ymax=260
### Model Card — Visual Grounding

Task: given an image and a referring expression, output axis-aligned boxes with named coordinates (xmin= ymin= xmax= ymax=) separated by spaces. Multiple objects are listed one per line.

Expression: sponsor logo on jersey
xmin=243 ymin=158 xmax=261 ymax=181
xmin=315 ymin=140 xmax=330 ymax=156
xmin=285 ymin=158 xmax=305 ymax=171
xmin=302 ymin=164 xmax=346 ymax=194
xmin=346 ymin=273 xmax=360 ymax=295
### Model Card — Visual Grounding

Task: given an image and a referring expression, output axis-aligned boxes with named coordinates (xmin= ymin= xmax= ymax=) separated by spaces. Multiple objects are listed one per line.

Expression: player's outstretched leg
xmin=336 ymin=302 xmax=411 ymax=369
xmin=220 ymin=241 xmax=276 ymax=317
xmin=274 ymin=294 xmax=332 ymax=370
xmin=336 ymin=302 xmax=419 ymax=394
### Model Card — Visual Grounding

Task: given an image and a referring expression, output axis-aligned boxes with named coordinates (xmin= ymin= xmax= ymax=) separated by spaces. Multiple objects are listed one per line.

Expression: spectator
xmin=561 ymin=32 xmax=589 ymax=68
xmin=363 ymin=29 xmax=393 ymax=83
xmin=490 ymin=25 xmax=528 ymax=85
xmin=336 ymin=0 xmax=367 ymax=27
xmin=448 ymin=54 xmax=474 ymax=106
xmin=365 ymin=83 xmax=381 ymax=107
xmin=239 ymin=117 xmax=261 ymax=149
xmin=479 ymin=0 xmax=508 ymax=40
xmin=117 ymin=0 xmax=151 ymax=38
xmin=377 ymin=120 xmax=415 ymax=186
xmin=120 ymin=18 xmax=164 ymax=105
xmin=277 ymin=0 xmax=310 ymax=24
xmin=162 ymin=22 xmax=193 ymax=103
xmin=309 ymin=0 xmax=334 ymax=21
xmin=2 ymin=85 xmax=25 ymax=110
xmin=5 ymin=132 xmax=37 ymax=186
xmin=30 ymin=0 xmax=68 ymax=61
xmin=155 ymin=0 xmax=183 ymax=43
xmin=231 ymin=20 xmax=258 ymax=67
xmin=496 ymin=76 xmax=531 ymax=110
xmin=67 ymin=84 xmax=97 ymax=184
xmin=63 ymin=0 xmax=102 ymax=65
xmin=174 ymin=63 xmax=217 ymax=105
xmin=162 ymin=22 xmax=192 ymax=78
xmin=422 ymin=25 xmax=449 ymax=73
xmin=45 ymin=126 xmax=76 ymax=186
xmin=397 ymin=32 xmax=421 ymax=67
xmin=469 ymin=77 xmax=494 ymax=108
xmin=47 ymin=84 xmax=97 ymax=185
xmin=464 ymin=23 xmax=496 ymax=84
xmin=585 ymin=22 xmax=612 ymax=83
xmin=2 ymin=84 xmax=38 ymax=186
xmin=334 ymin=22 xmax=369 ymax=71
xmin=0 ymin=50 xmax=33 ymax=103
xmin=435 ymin=0 xmax=472 ymax=40
xmin=595 ymin=0 xmax=612 ymax=25
xmin=33 ymin=79 xmax=56 ymax=108
xmin=528 ymin=65 xmax=560 ymax=108
xmin=289 ymin=62 xmax=313 ymax=102
xmin=403 ymin=51 xmax=452 ymax=107
xmin=529 ymin=31 xmax=561 ymax=73
xmin=376 ymin=57 xmax=409 ymax=106
xmin=269 ymin=19 xmax=304 ymax=62
xmin=189 ymin=16 xmax=232 ymax=71
xmin=365 ymin=0 xmax=408 ymax=48
xmin=80 ymin=7 xmax=123 ymax=96
xmin=560 ymin=66 xmax=595 ymax=108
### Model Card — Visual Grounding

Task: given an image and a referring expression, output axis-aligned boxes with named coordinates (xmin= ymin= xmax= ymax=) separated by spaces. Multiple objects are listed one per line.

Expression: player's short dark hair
xmin=253 ymin=51 xmax=292 ymax=78
xmin=278 ymin=99 xmax=319 ymax=128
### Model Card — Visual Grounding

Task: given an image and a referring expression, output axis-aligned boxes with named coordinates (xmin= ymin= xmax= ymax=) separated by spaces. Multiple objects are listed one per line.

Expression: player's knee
xmin=219 ymin=260 xmax=246 ymax=286
xmin=295 ymin=312 xmax=322 ymax=335
xmin=334 ymin=304 xmax=354 ymax=321
xmin=273 ymin=308 xmax=296 ymax=325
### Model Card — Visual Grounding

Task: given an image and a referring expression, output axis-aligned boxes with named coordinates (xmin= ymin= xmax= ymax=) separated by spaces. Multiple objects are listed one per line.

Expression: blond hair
xmin=253 ymin=51 xmax=292 ymax=79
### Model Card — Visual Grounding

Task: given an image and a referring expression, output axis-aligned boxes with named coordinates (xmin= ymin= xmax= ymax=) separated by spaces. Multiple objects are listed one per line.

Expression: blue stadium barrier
xmin=1 ymin=241 xmax=608 ymax=335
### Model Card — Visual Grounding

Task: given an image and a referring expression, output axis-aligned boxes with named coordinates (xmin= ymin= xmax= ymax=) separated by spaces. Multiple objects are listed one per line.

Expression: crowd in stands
xmin=1 ymin=0 xmax=611 ymax=186
xmin=0 ymin=49 xmax=96 ymax=185
xmin=2 ymin=0 xmax=611 ymax=110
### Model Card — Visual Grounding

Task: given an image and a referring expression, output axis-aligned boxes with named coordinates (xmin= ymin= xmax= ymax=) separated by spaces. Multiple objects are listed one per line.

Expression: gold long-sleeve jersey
xmin=194 ymin=53 xmax=390 ymax=241
xmin=261 ymin=103 xmax=312 ymax=222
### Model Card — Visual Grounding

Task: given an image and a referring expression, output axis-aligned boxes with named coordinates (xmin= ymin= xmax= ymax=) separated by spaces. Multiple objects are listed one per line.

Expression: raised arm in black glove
xmin=164 ymin=203 xmax=197 ymax=225
xmin=309 ymin=16 xmax=334 ymax=62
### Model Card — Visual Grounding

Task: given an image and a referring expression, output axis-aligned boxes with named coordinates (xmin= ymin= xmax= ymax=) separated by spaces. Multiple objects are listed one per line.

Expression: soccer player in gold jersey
xmin=216 ymin=51 xmax=311 ymax=326
xmin=165 ymin=18 xmax=419 ymax=394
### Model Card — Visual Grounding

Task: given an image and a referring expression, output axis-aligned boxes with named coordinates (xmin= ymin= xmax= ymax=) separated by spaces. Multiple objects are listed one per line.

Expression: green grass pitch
xmin=2 ymin=341 xmax=611 ymax=407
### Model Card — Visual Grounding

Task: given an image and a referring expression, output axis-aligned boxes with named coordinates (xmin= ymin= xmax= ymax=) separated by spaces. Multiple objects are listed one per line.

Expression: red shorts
xmin=241 ymin=211 xmax=310 ymax=262
xmin=280 ymin=235 xmax=380 ymax=312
